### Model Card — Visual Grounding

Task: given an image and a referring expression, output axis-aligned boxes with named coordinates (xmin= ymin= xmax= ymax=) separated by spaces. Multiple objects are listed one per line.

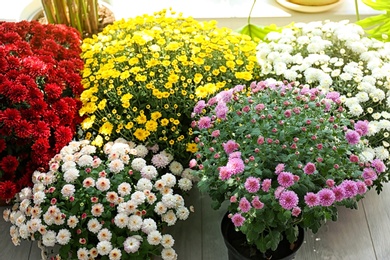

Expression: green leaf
xmin=362 ymin=0 xmax=390 ymax=11
xmin=237 ymin=23 xmax=281 ymax=42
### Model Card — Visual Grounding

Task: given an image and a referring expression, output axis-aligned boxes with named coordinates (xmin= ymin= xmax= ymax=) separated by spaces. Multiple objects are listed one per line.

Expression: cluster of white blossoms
xmin=3 ymin=138 xmax=195 ymax=260
xmin=257 ymin=20 xmax=390 ymax=163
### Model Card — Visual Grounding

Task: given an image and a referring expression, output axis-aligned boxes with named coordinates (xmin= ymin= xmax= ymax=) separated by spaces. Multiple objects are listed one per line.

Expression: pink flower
xmin=277 ymin=171 xmax=295 ymax=188
xmin=318 ymin=188 xmax=335 ymax=207
xmin=189 ymin=159 xmax=197 ymax=168
xmin=219 ymin=166 xmax=233 ymax=180
xmin=325 ymin=91 xmax=340 ymax=102
xmin=226 ymin=158 xmax=245 ymax=175
xmin=223 ymin=140 xmax=239 ymax=154
xmin=215 ymin=102 xmax=228 ymax=119
xmin=239 ymin=197 xmax=252 ymax=213
xmin=255 ymin=104 xmax=265 ymax=111
xmin=291 ymin=206 xmax=301 ymax=217
xmin=257 ymin=136 xmax=264 ymax=145
xmin=279 ymin=190 xmax=298 ymax=210
xmin=326 ymin=179 xmax=335 ymax=188
xmin=193 ymin=100 xmax=206 ymax=114
xmin=274 ymin=163 xmax=285 ymax=174
xmin=211 ymin=130 xmax=220 ymax=138
xmin=332 ymin=186 xmax=345 ymax=201
xmin=304 ymin=192 xmax=319 ymax=207
xmin=230 ymin=196 xmax=237 ymax=203
xmin=340 ymin=180 xmax=358 ymax=198
xmin=345 ymin=130 xmax=360 ymax=145
xmin=251 ymin=196 xmax=264 ymax=209
xmin=361 ymin=167 xmax=377 ymax=180
xmin=354 ymin=120 xmax=369 ymax=136
xmin=228 ymin=152 xmax=241 ymax=159
xmin=349 ymin=154 xmax=359 ymax=163
xmin=284 ymin=109 xmax=292 ymax=118
xmin=303 ymin=162 xmax=316 ymax=175
xmin=244 ymin=177 xmax=260 ymax=193
xmin=356 ymin=181 xmax=367 ymax=195
xmin=371 ymin=159 xmax=386 ymax=173
xmin=197 ymin=116 xmax=212 ymax=129
xmin=231 ymin=213 xmax=245 ymax=227
xmin=262 ymin=179 xmax=272 ymax=192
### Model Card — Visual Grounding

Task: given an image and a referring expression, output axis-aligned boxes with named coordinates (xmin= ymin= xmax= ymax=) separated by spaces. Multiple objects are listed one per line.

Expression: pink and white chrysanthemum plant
xmin=191 ymin=80 xmax=386 ymax=253
xmin=3 ymin=138 xmax=194 ymax=260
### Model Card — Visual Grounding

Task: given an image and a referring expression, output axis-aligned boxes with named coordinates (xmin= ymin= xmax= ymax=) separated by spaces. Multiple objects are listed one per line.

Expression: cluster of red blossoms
xmin=0 ymin=21 xmax=84 ymax=200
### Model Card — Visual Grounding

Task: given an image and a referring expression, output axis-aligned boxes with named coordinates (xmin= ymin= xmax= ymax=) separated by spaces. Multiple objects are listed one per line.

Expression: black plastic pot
xmin=221 ymin=213 xmax=304 ymax=260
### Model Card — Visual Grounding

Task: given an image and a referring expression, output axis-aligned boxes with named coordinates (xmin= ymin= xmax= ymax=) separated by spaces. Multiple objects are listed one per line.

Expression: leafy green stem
xmin=355 ymin=0 xmax=361 ymax=21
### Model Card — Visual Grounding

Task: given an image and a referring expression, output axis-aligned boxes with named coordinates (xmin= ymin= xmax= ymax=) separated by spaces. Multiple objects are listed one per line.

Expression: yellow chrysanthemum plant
xmin=78 ymin=9 xmax=260 ymax=164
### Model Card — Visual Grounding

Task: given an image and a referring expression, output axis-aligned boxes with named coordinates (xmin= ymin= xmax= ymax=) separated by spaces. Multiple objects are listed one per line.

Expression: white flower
xmin=61 ymin=161 xmax=76 ymax=172
xmin=19 ymin=199 xmax=30 ymax=213
xmin=96 ymin=177 xmax=110 ymax=191
xmin=82 ymin=177 xmax=95 ymax=188
xmin=18 ymin=224 xmax=28 ymax=239
xmin=109 ymin=159 xmax=125 ymax=173
xmin=131 ymin=158 xmax=146 ymax=171
xmin=151 ymin=153 xmax=170 ymax=168
xmin=63 ymin=168 xmax=79 ymax=183
xmin=147 ymin=230 xmax=162 ymax=245
xmin=33 ymin=191 xmax=46 ymax=205
xmin=161 ymin=234 xmax=175 ymax=248
xmin=97 ymin=240 xmax=113 ymax=256
xmin=18 ymin=187 xmax=32 ymax=200
xmin=91 ymin=157 xmax=102 ymax=168
xmin=161 ymin=248 xmax=177 ymax=260
xmin=154 ymin=201 xmax=168 ymax=215
xmin=360 ymin=148 xmax=375 ymax=162
xmin=146 ymin=192 xmax=157 ymax=204
xmin=77 ymin=248 xmax=89 ymax=260
xmin=87 ymin=218 xmax=102 ymax=233
xmin=178 ymin=178 xmax=193 ymax=191
xmin=118 ymin=200 xmax=137 ymax=215
xmin=356 ymin=92 xmax=369 ymax=102
xmin=3 ymin=208 xmax=11 ymax=221
xmin=134 ymin=145 xmax=148 ymax=158
xmin=91 ymin=203 xmax=104 ymax=217
xmin=162 ymin=210 xmax=177 ymax=226
xmin=42 ymin=230 xmax=56 ymax=247
xmin=67 ymin=215 xmax=79 ymax=228
xmin=375 ymin=146 xmax=390 ymax=160
xmin=98 ymin=228 xmax=112 ymax=242
xmin=114 ymin=213 xmax=129 ymax=229
xmin=379 ymin=119 xmax=390 ymax=130
xmin=27 ymin=218 xmax=41 ymax=233
xmin=136 ymin=178 xmax=153 ymax=191
xmin=140 ymin=165 xmax=158 ymax=179
xmin=176 ymin=206 xmax=190 ymax=220
xmin=169 ymin=161 xmax=183 ymax=175
xmin=131 ymin=191 xmax=146 ymax=205
xmin=56 ymin=229 xmax=71 ymax=245
xmin=128 ymin=215 xmax=143 ymax=231
xmin=348 ymin=103 xmax=364 ymax=117
xmin=109 ymin=248 xmax=122 ymax=260
xmin=77 ymin=154 xmax=93 ymax=167
xmin=61 ymin=184 xmax=75 ymax=197
xmin=161 ymin=194 xmax=177 ymax=208
xmin=123 ymin=236 xmax=141 ymax=253
xmin=79 ymin=144 xmax=96 ymax=155
xmin=141 ymin=218 xmax=157 ymax=234
xmin=118 ymin=182 xmax=132 ymax=196
xmin=161 ymin=173 xmax=176 ymax=188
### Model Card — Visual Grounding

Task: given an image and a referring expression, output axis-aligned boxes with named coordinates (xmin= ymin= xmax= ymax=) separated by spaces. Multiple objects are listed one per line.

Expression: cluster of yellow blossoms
xmin=79 ymin=9 xmax=259 ymax=162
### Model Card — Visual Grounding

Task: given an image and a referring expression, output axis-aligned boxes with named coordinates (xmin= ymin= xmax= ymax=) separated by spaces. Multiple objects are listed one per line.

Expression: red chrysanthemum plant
xmin=0 ymin=21 xmax=84 ymax=201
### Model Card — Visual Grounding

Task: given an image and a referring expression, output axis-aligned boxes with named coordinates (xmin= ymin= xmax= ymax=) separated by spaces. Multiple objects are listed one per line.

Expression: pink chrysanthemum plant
xmin=3 ymin=138 xmax=195 ymax=260
xmin=191 ymin=79 xmax=386 ymax=253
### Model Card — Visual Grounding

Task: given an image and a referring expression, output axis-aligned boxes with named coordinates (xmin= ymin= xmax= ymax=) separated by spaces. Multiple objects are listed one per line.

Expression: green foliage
xmin=356 ymin=0 xmax=390 ymax=41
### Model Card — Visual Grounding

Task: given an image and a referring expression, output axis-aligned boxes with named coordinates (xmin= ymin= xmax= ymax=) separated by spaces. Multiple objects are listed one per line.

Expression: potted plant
xmin=256 ymin=20 xmax=390 ymax=192
xmin=191 ymin=80 xmax=386 ymax=259
xmin=40 ymin=0 xmax=114 ymax=38
xmin=0 ymin=20 xmax=84 ymax=202
xmin=77 ymin=9 xmax=260 ymax=165
xmin=4 ymin=137 xmax=194 ymax=259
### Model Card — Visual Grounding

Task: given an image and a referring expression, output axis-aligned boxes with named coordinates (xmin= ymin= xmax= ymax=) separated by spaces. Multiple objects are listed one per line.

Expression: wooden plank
xmin=166 ymin=187 xmax=203 ymax=260
xmin=363 ymin=182 xmax=390 ymax=260
xmin=295 ymin=201 xmax=376 ymax=260
xmin=201 ymin=193 xmax=228 ymax=260
xmin=0 ymin=206 xmax=32 ymax=260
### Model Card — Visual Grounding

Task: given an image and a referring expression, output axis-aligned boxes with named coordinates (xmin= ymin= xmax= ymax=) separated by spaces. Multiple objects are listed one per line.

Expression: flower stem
xmin=355 ymin=0 xmax=360 ymax=21
xmin=248 ymin=0 xmax=257 ymax=25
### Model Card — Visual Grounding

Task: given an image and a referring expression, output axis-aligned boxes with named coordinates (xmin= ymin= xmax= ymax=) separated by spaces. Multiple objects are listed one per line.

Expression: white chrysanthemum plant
xmin=256 ymin=20 xmax=390 ymax=192
xmin=3 ymin=138 xmax=195 ymax=260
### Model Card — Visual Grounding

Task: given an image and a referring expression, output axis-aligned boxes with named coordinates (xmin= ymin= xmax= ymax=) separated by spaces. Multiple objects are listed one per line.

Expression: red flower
xmin=0 ymin=180 xmax=18 ymax=200
xmin=0 ymin=155 xmax=19 ymax=175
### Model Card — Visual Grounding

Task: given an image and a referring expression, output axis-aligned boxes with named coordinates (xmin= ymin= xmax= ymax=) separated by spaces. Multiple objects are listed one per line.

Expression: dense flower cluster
xmin=78 ymin=9 xmax=259 ymax=164
xmin=0 ymin=21 xmax=84 ymax=200
xmin=256 ymin=20 xmax=390 ymax=189
xmin=4 ymin=138 xmax=194 ymax=260
xmin=192 ymin=80 xmax=386 ymax=254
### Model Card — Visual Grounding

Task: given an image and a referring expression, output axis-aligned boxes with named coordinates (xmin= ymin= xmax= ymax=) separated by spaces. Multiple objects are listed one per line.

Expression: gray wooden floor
xmin=1 ymin=182 xmax=390 ymax=260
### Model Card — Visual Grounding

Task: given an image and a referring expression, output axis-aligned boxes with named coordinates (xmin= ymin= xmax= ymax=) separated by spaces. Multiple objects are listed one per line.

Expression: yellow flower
xmin=145 ymin=120 xmax=158 ymax=132
xmin=151 ymin=111 xmax=162 ymax=120
xmin=160 ymin=118 xmax=169 ymax=126
xmin=133 ymin=128 xmax=150 ymax=141
xmin=99 ymin=122 xmax=114 ymax=135
xmin=186 ymin=143 xmax=198 ymax=153
xmin=81 ymin=116 xmax=96 ymax=130
xmin=136 ymin=114 xmax=147 ymax=124
xmin=91 ymin=135 xmax=104 ymax=147
xmin=98 ymin=99 xmax=107 ymax=110
xmin=121 ymin=93 xmax=133 ymax=103
xmin=125 ymin=122 xmax=134 ymax=129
